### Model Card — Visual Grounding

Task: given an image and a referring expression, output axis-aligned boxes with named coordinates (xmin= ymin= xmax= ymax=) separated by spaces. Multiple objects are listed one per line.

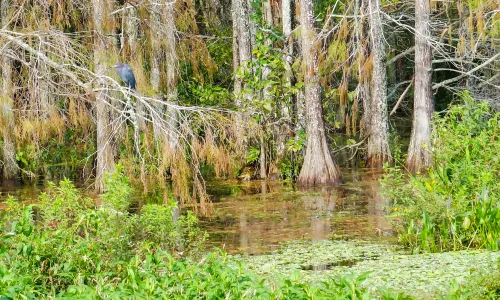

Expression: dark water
xmin=0 ymin=168 xmax=393 ymax=254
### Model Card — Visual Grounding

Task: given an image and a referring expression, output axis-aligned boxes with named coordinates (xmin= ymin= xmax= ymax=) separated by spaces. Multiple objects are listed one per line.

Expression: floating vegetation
xmin=234 ymin=240 xmax=500 ymax=298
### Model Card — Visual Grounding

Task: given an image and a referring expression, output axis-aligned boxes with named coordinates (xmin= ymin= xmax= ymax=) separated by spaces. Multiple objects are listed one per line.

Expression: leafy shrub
xmin=101 ymin=164 xmax=134 ymax=212
xmin=135 ymin=203 xmax=207 ymax=255
xmin=0 ymin=169 xmax=209 ymax=297
xmin=382 ymin=93 xmax=500 ymax=252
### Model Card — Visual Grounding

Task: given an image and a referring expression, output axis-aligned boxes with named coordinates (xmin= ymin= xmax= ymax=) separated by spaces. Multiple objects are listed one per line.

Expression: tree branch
xmin=432 ymin=52 xmax=500 ymax=90
xmin=390 ymin=77 xmax=413 ymax=116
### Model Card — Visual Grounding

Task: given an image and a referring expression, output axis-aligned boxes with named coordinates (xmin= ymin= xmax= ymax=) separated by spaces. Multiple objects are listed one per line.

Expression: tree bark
xmin=93 ymin=0 xmax=115 ymax=191
xmin=126 ymin=3 xmax=145 ymax=130
xmin=276 ymin=0 xmax=293 ymax=158
xmin=406 ymin=0 xmax=433 ymax=173
xmin=232 ymin=0 xmax=241 ymax=96
xmin=259 ymin=134 xmax=266 ymax=178
xmin=297 ymin=0 xmax=342 ymax=186
xmin=294 ymin=0 xmax=305 ymax=133
xmin=259 ymin=0 xmax=274 ymax=179
xmin=366 ymin=0 xmax=391 ymax=168
xmin=125 ymin=3 xmax=139 ymax=54
xmin=164 ymin=1 xmax=179 ymax=149
xmin=232 ymin=0 xmax=252 ymax=151
xmin=151 ymin=0 xmax=163 ymax=140
xmin=1 ymin=0 xmax=17 ymax=179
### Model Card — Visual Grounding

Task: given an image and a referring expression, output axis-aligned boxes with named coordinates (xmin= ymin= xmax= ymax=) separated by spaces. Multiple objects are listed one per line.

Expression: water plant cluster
xmin=382 ymin=93 xmax=500 ymax=253
xmin=236 ymin=239 xmax=500 ymax=298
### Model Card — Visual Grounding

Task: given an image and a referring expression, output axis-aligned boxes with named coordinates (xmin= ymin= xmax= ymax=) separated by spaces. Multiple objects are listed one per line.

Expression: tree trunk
xmin=366 ymin=0 xmax=391 ymax=167
xmin=93 ymin=0 xmax=115 ymax=191
xmin=294 ymin=0 xmax=306 ymax=133
xmin=276 ymin=0 xmax=293 ymax=158
xmin=232 ymin=0 xmax=252 ymax=151
xmin=1 ymin=0 xmax=17 ymax=179
xmin=151 ymin=0 xmax=163 ymax=140
xmin=125 ymin=4 xmax=139 ymax=54
xmin=259 ymin=0 xmax=273 ymax=179
xmin=164 ymin=1 xmax=179 ymax=149
xmin=259 ymin=134 xmax=266 ymax=178
xmin=232 ymin=0 xmax=241 ymax=95
xmin=126 ymin=3 xmax=145 ymax=130
xmin=406 ymin=0 xmax=433 ymax=173
xmin=296 ymin=0 xmax=342 ymax=186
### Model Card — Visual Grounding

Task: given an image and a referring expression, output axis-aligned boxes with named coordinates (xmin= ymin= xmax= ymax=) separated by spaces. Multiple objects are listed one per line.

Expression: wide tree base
xmin=406 ymin=154 xmax=432 ymax=174
xmin=297 ymin=154 xmax=343 ymax=186
xmin=366 ymin=154 xmax=392 ymax=168
xmin=297 ymin=175 xmax=343 ymax=186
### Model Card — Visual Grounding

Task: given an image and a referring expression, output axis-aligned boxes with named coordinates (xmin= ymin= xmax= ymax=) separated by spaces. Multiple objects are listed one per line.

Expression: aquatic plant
xmin=382 ymin=94 xmax=500 ymax=252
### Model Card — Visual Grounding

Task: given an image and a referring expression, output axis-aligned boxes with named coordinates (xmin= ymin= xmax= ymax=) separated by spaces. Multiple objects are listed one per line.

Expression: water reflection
xmin=203 ymin=168 xmax=393 ymax=254
xmin=1 ymin=168 xmax=394 ymax=255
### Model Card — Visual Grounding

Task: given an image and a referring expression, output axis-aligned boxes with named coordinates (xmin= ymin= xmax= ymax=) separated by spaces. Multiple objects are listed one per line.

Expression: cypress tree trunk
xmin=164 ymin=2 xmax=179 ymax=149
xmin=366 ymin=0 xmax=391 ymax=167
xmin=294 ymin=0 xmax=306 ymax=133
xmin=93 ymin=0 xmax=115 ymax=191
xmin=297 ymin=0 xmax=342 ymax=186
xmin=259 ymin=1 xmax=274 ymax=179
xmin=151 ymin=0 xmax=163 ymax=140
xmin=232 ymin=0 xmax=252 ymax=151
xmin=232 ymin=0 xmax=241 ymax=96
xmin=125 ymin=4 xmax=139 ymax=54
xmin=407 ymin=0 xmax=433 ymax=173
xmin=276 ymin=0 xmax=293 ymax=159
xmin=236 ymin=0 xmax=251 ymax=82
xmin=1 ymin=0 xmax=18 ymax=180
xmin=125 ymin=3 xmax=145 ymax=130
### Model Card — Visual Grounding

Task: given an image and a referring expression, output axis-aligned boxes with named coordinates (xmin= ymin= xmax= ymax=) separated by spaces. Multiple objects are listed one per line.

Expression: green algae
xmin=234 ymin=240 xmax=500 ymax=298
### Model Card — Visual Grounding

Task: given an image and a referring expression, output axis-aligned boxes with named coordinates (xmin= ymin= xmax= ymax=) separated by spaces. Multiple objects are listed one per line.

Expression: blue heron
xmin=112 ymin=62 xmax=136 ymax=90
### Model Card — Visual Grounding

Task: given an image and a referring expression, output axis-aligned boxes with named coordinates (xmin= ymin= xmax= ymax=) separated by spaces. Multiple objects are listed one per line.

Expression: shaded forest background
xmin=0 ymin=0 xmax=498 ymax=208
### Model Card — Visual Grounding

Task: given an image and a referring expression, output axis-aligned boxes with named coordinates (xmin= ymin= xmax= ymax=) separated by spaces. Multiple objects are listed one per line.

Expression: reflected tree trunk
xmin=366 ymin=0 xmax=391 ymax=167
xmin=93 ymin=0 xmax=115 ymax=191
xmin=297 ymin=0 xmax=342 ymax=186
xmin=407 ymin=0 xmax=433 ymax=173
xmin=1 ymin=0 xmax=17 ymax=179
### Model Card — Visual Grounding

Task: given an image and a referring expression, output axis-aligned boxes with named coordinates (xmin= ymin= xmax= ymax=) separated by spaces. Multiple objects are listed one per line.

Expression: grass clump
xmin=382 ymin=93 xmax=500 ymax=252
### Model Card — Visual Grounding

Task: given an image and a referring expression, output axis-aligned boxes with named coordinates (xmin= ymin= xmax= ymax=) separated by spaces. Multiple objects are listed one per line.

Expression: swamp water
xmin=1 ymin=168 xmax=498 ymax=298
xmin=203 ymin=168 xmax=393 ymax=254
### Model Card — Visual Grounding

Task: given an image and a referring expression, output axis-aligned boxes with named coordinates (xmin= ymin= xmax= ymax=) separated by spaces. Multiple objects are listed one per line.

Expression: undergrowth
xmin=0 ymin=166 xmax=486 ymax=299
xmin=381 ymin=93 xmax=500 ymax=253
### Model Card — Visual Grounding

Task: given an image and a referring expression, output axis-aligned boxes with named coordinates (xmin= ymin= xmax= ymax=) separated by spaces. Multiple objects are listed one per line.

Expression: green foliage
xmin=136 ymin=203 xmax=207 ymax=254
xmin=246 ymin=146 xmax=261 ymax=164
xmin=279 ymin=130 xmax=306 ymax=179
xmin=101 ymin=165 xmax=134 ymax=212
xmin=382 ymin=93 xmax=500 ymax=252
xmin=0 ymin=171 xmax=209 ymax=298
xmin=179 ymin=79 xmax=231 ymax=107
xmin=0 ymin=177 xmax=421 ymax=298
